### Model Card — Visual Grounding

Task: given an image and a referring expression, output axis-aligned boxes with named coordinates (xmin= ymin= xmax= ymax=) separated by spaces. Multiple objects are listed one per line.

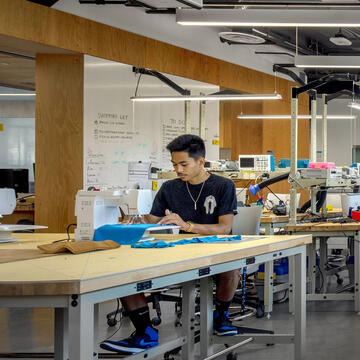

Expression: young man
xmin=101 ymin=134 xmax=239 ymax=355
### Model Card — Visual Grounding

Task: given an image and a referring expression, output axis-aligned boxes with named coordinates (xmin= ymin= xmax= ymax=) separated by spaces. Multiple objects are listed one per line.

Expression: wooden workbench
xmin=0 ymin=233 xmax=311 ymax=360
xmin=260 ymin=208 xmax=343 ymax=239
xmin=286 ymin=221 xmax=360 ymax=233
xmin=285 ymin=221 xmax=360 ymax=311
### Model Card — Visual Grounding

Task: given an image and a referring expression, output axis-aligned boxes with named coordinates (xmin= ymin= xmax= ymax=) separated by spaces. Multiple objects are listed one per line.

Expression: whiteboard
xmin=83 ymin=55 xmax=219 ymax=188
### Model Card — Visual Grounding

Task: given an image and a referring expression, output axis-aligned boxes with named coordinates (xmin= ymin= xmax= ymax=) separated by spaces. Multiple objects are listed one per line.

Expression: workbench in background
xmin=1 ymin=195 xmax=34 ymax=225
xmin=286 ymin=222 xmax=360 ymax=312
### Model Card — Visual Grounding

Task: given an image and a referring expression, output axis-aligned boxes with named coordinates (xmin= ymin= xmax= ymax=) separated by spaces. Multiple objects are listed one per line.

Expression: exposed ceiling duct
xmin=219 ymin=31 xmax=266 ymax=44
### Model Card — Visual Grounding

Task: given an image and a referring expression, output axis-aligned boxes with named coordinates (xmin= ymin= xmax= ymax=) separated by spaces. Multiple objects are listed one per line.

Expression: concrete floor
xmin=1 ymin=280 xmax=360 ymax=359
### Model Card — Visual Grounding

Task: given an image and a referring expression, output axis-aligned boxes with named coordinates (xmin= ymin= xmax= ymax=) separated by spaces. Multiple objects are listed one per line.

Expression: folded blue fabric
xmin=131 ymin=235 xmax=242 ymax=248
xmin=93 ymin=224 xmax=161 ymax=245
xmin=132 ymin=241 xmax=175 ymax=248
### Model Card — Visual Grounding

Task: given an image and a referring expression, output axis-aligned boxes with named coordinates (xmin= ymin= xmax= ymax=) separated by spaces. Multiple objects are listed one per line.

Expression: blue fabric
xmin=131 ymin=235 xmax=241 ymax=248
xmin=93 ymin=224 xmax=161 ymax=245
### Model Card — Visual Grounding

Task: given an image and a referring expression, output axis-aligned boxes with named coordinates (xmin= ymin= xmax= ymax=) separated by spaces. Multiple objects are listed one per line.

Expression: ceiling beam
xmin=26 ymin=0 xmax=60 ymax=7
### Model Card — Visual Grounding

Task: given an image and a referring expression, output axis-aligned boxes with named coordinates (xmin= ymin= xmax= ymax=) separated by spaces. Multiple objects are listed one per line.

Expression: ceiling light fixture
xmin=237 ymin=114 xmax=355 ymax=120
xmin=0 ymin=93 xmax=35 ymax=97
xmin=295 ymin=55 xmax=360 ymax=68
xmin=329 ymin=29 xmax=352 ymax=46
xmin=219 ymin=31 xmax=266 ymax=45
xmin=348 ymin=102 xmax=360 ymax=110
xmin=131 ymin=93 xmax=282 ymax=102
xmin=176 ymin=9 xmax=360 ymax=27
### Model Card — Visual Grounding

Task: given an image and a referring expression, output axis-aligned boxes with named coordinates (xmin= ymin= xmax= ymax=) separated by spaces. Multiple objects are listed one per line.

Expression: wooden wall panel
xmin=0 ymin=0 xmax=310 ymax=226
xmin=0 ymin=1 xmax=307 ymax=106
xmin=35 ymin=54 xmax=84 ymax=232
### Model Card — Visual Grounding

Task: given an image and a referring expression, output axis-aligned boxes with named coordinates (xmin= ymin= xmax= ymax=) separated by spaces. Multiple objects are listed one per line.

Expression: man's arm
xmin=157 ymin=212 xmax=234 ymax=235
xmin=142 ymin=213 xmax=162 ymax=224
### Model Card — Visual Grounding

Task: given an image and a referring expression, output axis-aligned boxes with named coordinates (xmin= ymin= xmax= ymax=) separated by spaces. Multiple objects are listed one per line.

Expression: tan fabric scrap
xmin=38 ymin=240 xmax=120 ymax=254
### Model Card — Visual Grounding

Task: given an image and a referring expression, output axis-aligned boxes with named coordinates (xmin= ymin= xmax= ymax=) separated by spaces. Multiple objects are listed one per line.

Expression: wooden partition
xmin=0 ymin=0 xmax=309 ymax=230
xmin=35 ymin=54 xmax=84 ymax=232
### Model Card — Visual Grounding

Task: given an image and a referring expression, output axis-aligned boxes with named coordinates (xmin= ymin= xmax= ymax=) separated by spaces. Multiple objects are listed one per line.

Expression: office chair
xmin=229 ymin=205 xmax=265 ymax=319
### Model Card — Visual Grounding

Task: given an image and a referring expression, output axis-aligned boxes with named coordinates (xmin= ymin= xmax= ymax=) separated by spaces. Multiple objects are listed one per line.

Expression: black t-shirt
xmin=150 ymin=173 xmax=237 ymax=227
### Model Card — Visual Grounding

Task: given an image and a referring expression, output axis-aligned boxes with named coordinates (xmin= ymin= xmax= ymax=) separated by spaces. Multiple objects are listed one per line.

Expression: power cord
xmin=16 ymin=194 xmax=35 ymax=202
xmin=101 ymin=299 xmax=124 ymax=344
xmin=52 ymin=223 xmax=77 ymax=243
xmin=66 ymin=223 xmax=77 ymax=241
xmin=134 ymin=73 xmax=142 ymax=97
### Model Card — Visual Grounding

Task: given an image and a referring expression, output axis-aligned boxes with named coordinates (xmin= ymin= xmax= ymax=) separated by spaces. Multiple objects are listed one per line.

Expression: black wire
xmin=113 ymin=298 xmax=121 ymax=322
xmin=100 ymin=300 xmax=124 ymax=343
xmin=265 ymin=185 xmax=283 ymax=204
xmin=237 ymin=180 xmax=253 ymax=199
xmin=53 ymin=223 xmax=77 ymax=243
xmin=16 ymin=194 xmax=35 ymax=202
xmin=134 ymin=73 xmax=142 ymax=97
xmin=316 ymin=264 xmax=324 ymax=292
xmin=66 ymin=223 xmax=77 ymax=241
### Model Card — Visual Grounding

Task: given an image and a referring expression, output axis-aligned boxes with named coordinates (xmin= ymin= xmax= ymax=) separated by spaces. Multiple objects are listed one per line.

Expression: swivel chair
xmin=229 ymin=205 xmax=265 ymax=319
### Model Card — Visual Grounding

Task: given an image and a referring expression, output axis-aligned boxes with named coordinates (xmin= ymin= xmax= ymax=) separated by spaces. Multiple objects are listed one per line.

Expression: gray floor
xmin=1 ymin=278 xmax=360 ymax=359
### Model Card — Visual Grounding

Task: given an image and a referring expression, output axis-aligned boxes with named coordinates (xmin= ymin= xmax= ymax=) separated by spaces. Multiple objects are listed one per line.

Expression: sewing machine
xmin=75 ymin=188 xmax=179 ymax=242
xmin=0 ymin=188 xmax=47 ymax=242
xmin=0 ymin=188 xmax=16 ymax=219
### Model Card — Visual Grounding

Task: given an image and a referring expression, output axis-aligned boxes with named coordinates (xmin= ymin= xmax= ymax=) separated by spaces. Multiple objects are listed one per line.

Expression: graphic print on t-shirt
xmin=204 ymin=195 xmax=217 ymax=215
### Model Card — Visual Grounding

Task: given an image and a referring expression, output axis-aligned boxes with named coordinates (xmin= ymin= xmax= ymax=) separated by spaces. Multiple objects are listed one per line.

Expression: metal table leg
xmin=294 ymin=246 xmax=306 ymax=360
xmin=200 ymin=277 xmax=213 ymax=359
xmin=54 ymin=308 xmax=68 ymax=360
xmin=263 ymin=222 xmax=274 ymax=316
xmin=355 ymin=232 xmax=360 ymax=313
xmin=181 ymin=281 xmax=196 ymax=360
xmin=307 ymin=240 xmax=316 ymax=294
xmin=289 ymin=256 xmax=295 ymax=314
xmin=68 ymin=295 xmax=95 ymax=360
xmin=264 ymin=261 xmax=274 ymax=316
xmin=94 ymin=303 xmax=99 ymax=360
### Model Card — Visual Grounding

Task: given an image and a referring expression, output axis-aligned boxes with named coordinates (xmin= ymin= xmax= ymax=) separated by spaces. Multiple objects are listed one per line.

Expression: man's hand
xmin=121 ymin=215 xmax=146 ymax=225
xmin=157 ymin=209 xmax=190 ymax=231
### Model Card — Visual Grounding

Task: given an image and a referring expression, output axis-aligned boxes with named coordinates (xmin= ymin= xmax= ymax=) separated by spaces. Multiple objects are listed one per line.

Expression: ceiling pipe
xmin=251 ymin=29 xmax=316 ymax=55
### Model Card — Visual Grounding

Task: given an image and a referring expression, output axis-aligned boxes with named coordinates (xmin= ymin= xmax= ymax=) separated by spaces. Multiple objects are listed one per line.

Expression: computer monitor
xmin=0 ymin=169 xmax=29 ymax=194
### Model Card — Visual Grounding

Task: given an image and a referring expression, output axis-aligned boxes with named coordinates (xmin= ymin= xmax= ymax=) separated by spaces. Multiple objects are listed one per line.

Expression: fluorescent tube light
xmin=295 ymin=55 xmax=360 ymax=68
xmin=0 ymin=94 xmax=35 ymax=97
xmin=131 ymin=93 xmax=282 ymax=102
xmin=176 ymin=9 xmax=360 ymax=27
xmin=349 ymin=102 xmax=360 ymax=110
xmin=237 ymin=115 xmax=356 ymax=120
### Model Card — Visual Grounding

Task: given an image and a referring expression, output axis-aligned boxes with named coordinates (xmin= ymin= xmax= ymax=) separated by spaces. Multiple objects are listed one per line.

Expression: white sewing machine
xmin=0 ymin=188 xmax=16 ymax=219
xmin=74 ymin=188 xmax=177 ymax=242
xmin=0 ymin=188 xmax=47 ymax=243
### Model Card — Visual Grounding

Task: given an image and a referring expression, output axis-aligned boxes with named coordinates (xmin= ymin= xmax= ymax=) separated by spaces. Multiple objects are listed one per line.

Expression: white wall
xmin=53 ymin=0 xmax=289 ymax=78
xmin=0 ymin=101 xmax=35 ymax=118
xmin=0 ymin=93 xmax=35 ymax=182
xmin=0 ymin=117 xmax=35 ymax=181
xmin=315 ymin=98 xmax=359 ymax=166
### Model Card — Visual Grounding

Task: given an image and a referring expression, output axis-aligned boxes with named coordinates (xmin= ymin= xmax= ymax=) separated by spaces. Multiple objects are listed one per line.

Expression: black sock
xmin=215 ymin=299 xmax=232 ymax=316
xmin=128 ymin=306 xmax=151 ymax=334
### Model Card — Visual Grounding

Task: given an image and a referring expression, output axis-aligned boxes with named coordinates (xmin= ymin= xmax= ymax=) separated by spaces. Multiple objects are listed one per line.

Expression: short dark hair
xmin=166 ymin=134 xmax=206 ymax=160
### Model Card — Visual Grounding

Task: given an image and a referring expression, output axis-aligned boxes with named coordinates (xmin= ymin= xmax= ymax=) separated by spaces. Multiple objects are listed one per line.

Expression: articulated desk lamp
xmin=0 ymin=188 xmax=47 ymax=243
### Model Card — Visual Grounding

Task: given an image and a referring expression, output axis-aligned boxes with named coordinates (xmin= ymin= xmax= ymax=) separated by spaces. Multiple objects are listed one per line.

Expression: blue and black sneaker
xmin=213 ymin=310 xmax=238 ymax=336
xmin=100 ymin=325 xmax=158 ymax=354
